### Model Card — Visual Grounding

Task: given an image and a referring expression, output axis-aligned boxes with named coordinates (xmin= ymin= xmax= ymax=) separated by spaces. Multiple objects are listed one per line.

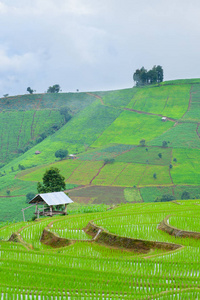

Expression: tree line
xmin=133 ymin=65 xmax=163 ymax=86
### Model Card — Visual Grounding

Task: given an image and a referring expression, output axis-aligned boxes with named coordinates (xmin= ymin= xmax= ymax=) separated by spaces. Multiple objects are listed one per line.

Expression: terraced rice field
xmin=0 ymin=201 xmax=200 ymax=299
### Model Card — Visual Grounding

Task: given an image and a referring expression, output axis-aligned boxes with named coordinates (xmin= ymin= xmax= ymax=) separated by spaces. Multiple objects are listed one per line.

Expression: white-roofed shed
xmin=26 ymin=192 xmax=73 ymax=219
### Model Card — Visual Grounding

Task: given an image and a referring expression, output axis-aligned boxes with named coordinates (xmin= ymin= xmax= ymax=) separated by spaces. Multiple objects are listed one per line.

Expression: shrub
xmin=162 ymin=141 xmax=168 ymax=148
xmin=153 ymin=173 xmax=157 ymax=179
xmin=104 ymin=158 xmax=115 ymax=164
xmin=55 ymin=149 xmax=68 ymax=160
xmin=181 ymin=191 xmax=190 ymax=200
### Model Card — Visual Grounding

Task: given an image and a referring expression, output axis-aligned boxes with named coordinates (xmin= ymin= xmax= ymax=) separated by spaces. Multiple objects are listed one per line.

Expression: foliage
xmin=27 ymin=87 xmax=34 ymax=94
xmin=47 ymin=84 xmax=61 ymax=93
xmin=162 ymin=140 xmax=168 ymax=148
xmin=139 ymin=139 xmax=145 ymax=146
xmin=133 ymin=65 xmax=163 ymax=86
xmin=181 ymin=191 xmax=190 ymax=200
xmin=55 ymin=149 xmax=68 ymax=160
xmin=155 ymin=193 xmax=175 ymax=202
xmin=59 ymin=107 xmax=72 ymax=122
xmin=37 ymin=167 xmax=66 ymax=193
xmin=104 ymin=158 xmax=115 ymax=164
xmin=26 ymin=192 xmax=35 ymax=202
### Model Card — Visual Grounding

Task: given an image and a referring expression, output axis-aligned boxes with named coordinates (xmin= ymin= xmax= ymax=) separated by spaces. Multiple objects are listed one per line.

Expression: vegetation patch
xmin=92 ymin=111 xmax=173 ymax=147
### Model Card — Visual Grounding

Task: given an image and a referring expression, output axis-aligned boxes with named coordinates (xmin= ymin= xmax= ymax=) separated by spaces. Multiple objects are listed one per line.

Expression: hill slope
xmin=1 ymin=79 xmax=200 ymax=221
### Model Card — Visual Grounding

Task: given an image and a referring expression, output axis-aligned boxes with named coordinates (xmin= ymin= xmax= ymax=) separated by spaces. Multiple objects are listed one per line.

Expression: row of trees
xmin=133 ymin=65 xmax=163 ymax=86
xmin=26 ymin=84 xmax=61 ymax=94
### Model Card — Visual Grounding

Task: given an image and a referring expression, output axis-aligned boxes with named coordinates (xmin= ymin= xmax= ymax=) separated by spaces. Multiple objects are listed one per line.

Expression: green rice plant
xmin=127 ymin=84 xmax=190 ymax=119
xmin=92 ymin=111 xmax=173 ymax=147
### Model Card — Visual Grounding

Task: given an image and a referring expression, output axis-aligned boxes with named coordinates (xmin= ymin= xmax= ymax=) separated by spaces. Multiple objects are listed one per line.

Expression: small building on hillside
xmin=35 ymin=151 xmax=41 ymax=155
xmin=161 ymin=117 xmax=167 ymax=122
xmin=28 ymin=191 xmax=73 ymax=218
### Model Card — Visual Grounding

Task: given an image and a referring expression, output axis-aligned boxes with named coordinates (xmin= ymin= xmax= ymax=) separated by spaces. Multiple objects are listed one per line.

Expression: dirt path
xmin=181 ymin=85 xmax=193 ymax=119
xmin=89 ymin=163 xmax=105 ymax=185
xmin=86 ymin=92 xmax=105 ymax=105
xmin=196 ymin=123 xmax=200 ymax=139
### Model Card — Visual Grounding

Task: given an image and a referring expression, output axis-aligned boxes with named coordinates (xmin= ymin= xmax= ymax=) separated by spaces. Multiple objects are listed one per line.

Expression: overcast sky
xmin=0 ymin=0 xmax=200 ymax=96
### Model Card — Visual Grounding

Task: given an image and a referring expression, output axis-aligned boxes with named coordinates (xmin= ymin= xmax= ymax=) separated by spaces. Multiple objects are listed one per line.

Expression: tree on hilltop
xmin=133 ymin=65 xmax=163 ymax=86
xmin=47 ymin=84 xmax=61 ymax=93
xmin=37 ymin=167 xmax=66 ymax=193
xmin=27 ymin=87 xmax=34 ymax=94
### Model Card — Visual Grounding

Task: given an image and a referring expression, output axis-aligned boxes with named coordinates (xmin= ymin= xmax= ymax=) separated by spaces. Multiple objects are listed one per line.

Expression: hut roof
xmin=29 ymin=192 xmax=73 ymax=206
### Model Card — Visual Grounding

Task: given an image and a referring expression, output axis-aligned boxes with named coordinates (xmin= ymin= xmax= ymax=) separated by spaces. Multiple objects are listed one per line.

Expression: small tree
xmin=59 ymin=107 xmax=72 ymax=123
xmin=162 ymin=141 xmax=168 ymax=148
xmin=153 ymin=173 xmax=157 ymax=179
xmin=55 ymin=149 xmax=68 ymax=160
xmin=47 ymin=84 xmax=61 ymax=93
xmin=158 ymin=153 xmax=162 ymax=159
xmin=26 ymin=192 xmax=35 ymax=203
xmin=140 ymin=139 xmax=146 ymax=147
xmin=160 ymin=194 xmax=175 ymax=202
xmin=104 ymin=158 xmax=115 ymax=164
xmin=27 ymin=87 xmax=34 ymax=94
xmin=181 ymin=191 xmax=190 ymax=200
xmin=37 ymin=167 xmax=66 ymax=193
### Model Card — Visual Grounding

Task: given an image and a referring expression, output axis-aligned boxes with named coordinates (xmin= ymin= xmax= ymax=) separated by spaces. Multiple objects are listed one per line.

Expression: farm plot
xmin=149 ymin=122 xmax=200 ymax=149
xmin=68 ymin=186 xmax=126 ymax=204
xmin=78 ymin=143 xmax=135 ymax=161
xmin=171 ymin=148 xmax=200 ymax=185
xmin=1 ymin=201 xmax=200 ymax=298
xmin=91 ymin=162 xmax=127 ymax=186
xmin=92 ymin=111 xmax=173 ymax=147
xmin=112 ymin=163 xmax=146 ymax=187
xmin=127 ymin=85 xmax=190 ymax=119
xmin=139 ymin=165 xmax=172 ymax=186
xmin=0 ymin=92 xmax=96 ymax=113
xmin=19 ymin=159 xmax=82 ymax=182
xmin=115 ymin=146 xmax=172 ymax=165
xmin=0 ymin=110 xmax=63 ymax=165
xmin=182 ymin=84 xmax=200 ymax=121
xmin=67 ymin=161 xmax=104 ymax=185
xmin=140 ymin=186 xmax=175 ymax=202
xmin=99 ymin=87 xmax=138 ymax=107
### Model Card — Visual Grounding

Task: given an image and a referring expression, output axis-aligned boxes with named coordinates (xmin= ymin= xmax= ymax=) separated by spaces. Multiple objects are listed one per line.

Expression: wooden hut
xmin=23 ymin=192 xmax=73 ymax=220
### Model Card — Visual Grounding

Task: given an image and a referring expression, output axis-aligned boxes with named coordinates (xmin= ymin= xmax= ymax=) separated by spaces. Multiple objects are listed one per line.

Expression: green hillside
xmin=1 ymin=79 xmax=200 ymax=222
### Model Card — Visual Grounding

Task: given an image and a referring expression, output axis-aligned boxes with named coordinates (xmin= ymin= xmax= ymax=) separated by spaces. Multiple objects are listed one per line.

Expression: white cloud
xmin=0 ymin=0 xmax=200 ymax=96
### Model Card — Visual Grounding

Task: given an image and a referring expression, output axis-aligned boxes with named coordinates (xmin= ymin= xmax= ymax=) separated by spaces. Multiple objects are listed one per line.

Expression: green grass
xmin=97 ymin=87 xmax=138 ymax=107
xmin=171 ymin=148 xmax=200 ymax=185
xmin=92 ymin=111 xmax=173 ymax=147
xmin=127 ymin=85 xmax=190 ymax=119
xmin=139 ymin=165 xmax=172 ymax=186
xmin=78 ymin=144 xmax=135 ymax=161
xmin=115 ymin=146 xmax=172 ymax=165
xmin=149 ymin=122 xmax=200 ymax=148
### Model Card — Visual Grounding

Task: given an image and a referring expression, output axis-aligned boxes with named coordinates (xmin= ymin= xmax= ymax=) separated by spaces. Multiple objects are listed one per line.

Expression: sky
xmin=0 ymin=0 xmax=200 ymax=96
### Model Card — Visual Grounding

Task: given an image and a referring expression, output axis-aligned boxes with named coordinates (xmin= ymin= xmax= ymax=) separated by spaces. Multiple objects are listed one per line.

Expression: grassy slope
xmin=1 ymin=79 xmax=200 ymax=222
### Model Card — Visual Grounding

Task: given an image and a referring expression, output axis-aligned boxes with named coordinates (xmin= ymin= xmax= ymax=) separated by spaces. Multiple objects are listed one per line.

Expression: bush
xmin=140 ymin=139 xmax=146 ymax=147
xmin=158 ymin=153 xmax=162 ymax=158
xmin=162 ymin=141 xmax=168 ymax=148
xmin=55 ymin=149 xmax=68 ymax=160
xmin=26 ymin=192 xmax=36 ymax=203
xmin=155 ymin=194 xmax=175 ymax=202
xmin=104 ymin=158 xmax=115 ymax=164
xmin=181 ymin=191 xmax=190 ymax=200
xmin=153 ymin=173 xmax=157 ymax=179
